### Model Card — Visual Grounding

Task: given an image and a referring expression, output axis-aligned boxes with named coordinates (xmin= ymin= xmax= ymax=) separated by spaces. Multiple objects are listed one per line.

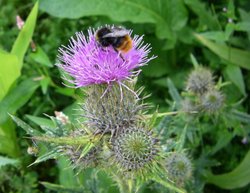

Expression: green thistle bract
xmin=165 ymin=152 xmax=192 ymax=186
xmin=112 ymin=127 xmax=158 ymax=171
xmin=83 ymin=81 xmax=146 ymax=136
xmin=186 ymin=67 xmax=214 ymax=95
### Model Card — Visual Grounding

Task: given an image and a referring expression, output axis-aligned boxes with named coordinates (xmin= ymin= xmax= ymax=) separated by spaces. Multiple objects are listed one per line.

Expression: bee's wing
xmin=103 ymin=30 xmax=129 ymax=38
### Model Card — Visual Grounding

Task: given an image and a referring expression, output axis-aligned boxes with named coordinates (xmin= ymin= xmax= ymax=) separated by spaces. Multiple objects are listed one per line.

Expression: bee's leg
xmin=114 ymin=48 xmax=125 ymax=62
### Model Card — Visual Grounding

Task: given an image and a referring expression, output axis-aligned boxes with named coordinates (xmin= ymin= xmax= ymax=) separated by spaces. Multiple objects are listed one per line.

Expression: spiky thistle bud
xmin=186 ymin=67 xmax=214 ymax=95
xmin=165 ymin=152 xmax=192 ymax=186
xmin=111 ymin=127 xmax=158 ymax=172
xmin=83 ymin=81 xmax=146 ymax=136
xmin=200 ymin=89 xmax=224 ymax=113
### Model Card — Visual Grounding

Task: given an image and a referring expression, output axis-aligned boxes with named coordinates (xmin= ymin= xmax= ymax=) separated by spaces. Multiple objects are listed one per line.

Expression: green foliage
xmin=207 ymin=150 xmax=250 ymax=189
xmin=0 ymin=156 xmax=19 ymax=168
xmin=0 ymin=50 xmax=19 ymax=100
xmin=195 ymin=34 xmax=250 ymax=70
xmin=1 ymin=0 xmax=250 ymax=192
xmin=0 ymin=1 xmax=39 ymax=158
xmin=11 ymin=1 xmax=38 ymax=67
xmin=40 ymin=0 xmax=188 ymax=47
xmin=0 ymin=1 xmax=38 ymax=100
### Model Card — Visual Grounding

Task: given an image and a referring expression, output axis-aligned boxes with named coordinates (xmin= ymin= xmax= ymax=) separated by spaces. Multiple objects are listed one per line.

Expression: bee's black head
xmin=96 ymin=27 xmax=112 ymax=47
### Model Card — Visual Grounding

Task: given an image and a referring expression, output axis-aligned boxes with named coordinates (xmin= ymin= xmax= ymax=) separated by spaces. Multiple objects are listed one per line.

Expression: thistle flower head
xmin=112 ymin=127 xmax=158 ymax=172
xmin=165 ymin=152 xmax=192 ymax=186
xmin=57 ymin=26 xmax=155 ymax=87
xmin=200 ymin=89 xmax=224 ymax=113
xmin=186 ymin=67 xmax=214 ymax=95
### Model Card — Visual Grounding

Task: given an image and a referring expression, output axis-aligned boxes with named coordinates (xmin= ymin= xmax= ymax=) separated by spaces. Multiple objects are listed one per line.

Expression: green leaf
xmin=0 ymin=156 xmax=19 ymax=168
xmin=239 ymin=8 xmax=250 ymax=39
xmin=209 ymin=131 xmax=234 ymax=155
xmin=190 ymin=54 xmax=199 ymax=68
xmin=207 ymin=150 xmax=250 ymax=189
xmin=40 ymin=0 xmax=187 ymax=42
xmin=30 ymin=148 xmax=61 ymax=166
xmin=0 ymin=1 xmax=38 ymax=100
xmin=58 ymin=157 xmax=78 ymax=188
xmin=234 ymin=22 xmax=250 ymax=32
xmin=0 ymin=78 xmax=39 ymax=156
xmin=184 ymin=0 xmax=219 ymax=30
xmin=40 ymin=76 xmax=51 ymax=94
xmin=11 ymin=1 xmax=38 ymax=66
xmin=26 ymin=115 xmax=54 ymax=128
xmin=10 ymin=115 xmax=41 ymax=136
xmin=55 ymin=87 xmax=75 ymax=97
xmin=229 ymin=110 xmax=250 ymax=124
xmin=29 ymin=46 xmax=53 ymax=67
xmin=0 ymin=78 xmax=40 ymax=125
xmin=225 ymin=65 xmax=246 ymax=96
xmin=200 ymin=31 xmax=227 ymax=42
xmin=0 ymin=125 xmax=19 ymax=157
xmin=167 ymin=78 xmax=182 ymax=108
xmin=195 ymin=34 xmax=250 ymax=70
xmin=40 ymin=182 xmax=84 ymax=193
xmin=152 ymin=175 xmax=186 ymax=193
xmin=0 ymin=50 xmax=19 ymax=100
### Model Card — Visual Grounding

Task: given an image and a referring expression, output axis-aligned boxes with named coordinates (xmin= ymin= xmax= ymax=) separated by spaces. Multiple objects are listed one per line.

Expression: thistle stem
xmin=31 ymin=135 xmax=101 ymax=145
xmin=145 ymin=111 xmax=197 ymax=119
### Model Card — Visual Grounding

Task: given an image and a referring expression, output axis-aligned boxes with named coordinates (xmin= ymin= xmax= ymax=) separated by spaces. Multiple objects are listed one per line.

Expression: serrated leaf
xmin=30 ymin=148 xmax=61 ymax=166
xmin=40 ymin=0 xmax=187 ymax=43
xmin=207 ymin=150 xmax=250 ymax=189
xmin=0 ymin=156 xmax=19 ymax=168
xmin=195 ymin=34 xmax=250 ymax=70
xmin=10 ymin=115 xmax=41 ymax=136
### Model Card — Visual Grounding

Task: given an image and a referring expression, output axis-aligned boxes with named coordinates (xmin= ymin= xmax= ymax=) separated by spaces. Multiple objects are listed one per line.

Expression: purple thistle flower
xmin=57 ymin=26 xmax=155 ymax=88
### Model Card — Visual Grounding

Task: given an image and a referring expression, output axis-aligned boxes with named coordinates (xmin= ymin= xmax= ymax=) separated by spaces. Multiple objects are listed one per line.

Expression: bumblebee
xmin=95 ymin=26 xmax=133 ymax=53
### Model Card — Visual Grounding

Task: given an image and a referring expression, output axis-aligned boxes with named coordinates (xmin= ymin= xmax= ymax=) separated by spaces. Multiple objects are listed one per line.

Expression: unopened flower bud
xmin=186 ymin=67 xmax=214 ymax=95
